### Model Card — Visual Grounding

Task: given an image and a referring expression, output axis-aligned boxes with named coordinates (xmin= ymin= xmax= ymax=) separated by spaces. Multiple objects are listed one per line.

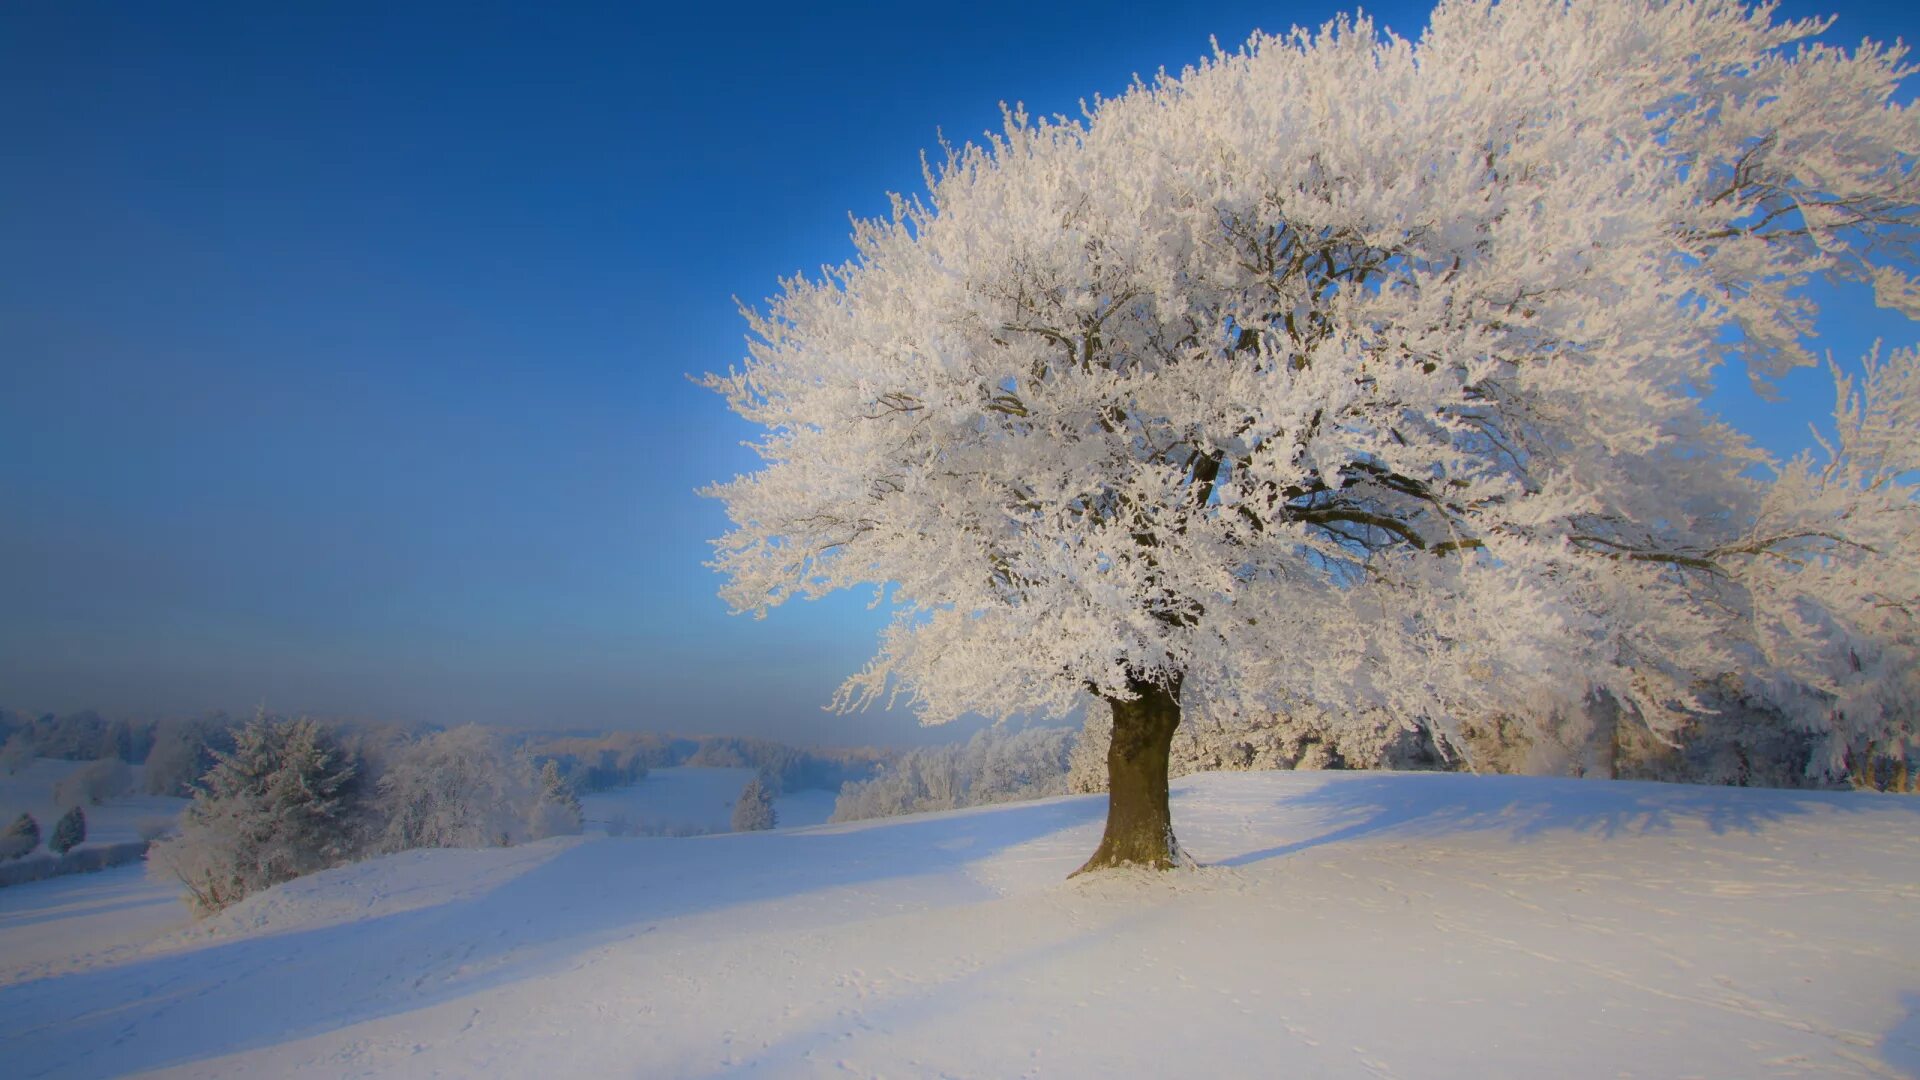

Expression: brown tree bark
xmin=1072 ymin=672 xmax=1183 ymax=875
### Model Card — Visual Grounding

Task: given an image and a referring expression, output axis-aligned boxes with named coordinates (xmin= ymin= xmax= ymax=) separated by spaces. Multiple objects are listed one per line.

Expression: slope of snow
xmin=2 ymin=771 xmax=1917 ymax=1079
xmin=0 ymin=863 xmax=189 ymax=982
xmin=579 ymin=766 xmax=837 ymax=834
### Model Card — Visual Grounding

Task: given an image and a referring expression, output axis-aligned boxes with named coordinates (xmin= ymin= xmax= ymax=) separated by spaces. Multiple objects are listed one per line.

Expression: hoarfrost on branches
xmin=375 ymin=726 xmax=581 ymax=853
xmin=706 ymin=0 xmax=1920 ymax=861
xmin=148 ymin=715 xmax=361 ymax=914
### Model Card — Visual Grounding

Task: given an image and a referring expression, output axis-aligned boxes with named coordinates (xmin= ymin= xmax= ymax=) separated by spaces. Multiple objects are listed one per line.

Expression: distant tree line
xmin=0 ymin=708 xmax=891 ymax=801
xmin=0 ymin=708 xmax=256 ymax=798
xmin=520 ymin=730 xmax=885 ymax=797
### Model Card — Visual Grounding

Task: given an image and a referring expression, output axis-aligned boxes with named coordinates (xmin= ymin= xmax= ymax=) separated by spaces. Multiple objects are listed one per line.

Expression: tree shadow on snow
xmin=1882 ymin=992 xmax=1920 ymax=1079
xmin=1212 ymin=772 xmax=1920 ymax=869
xmin=0 ymin=796 xmax=1105 ymax=1080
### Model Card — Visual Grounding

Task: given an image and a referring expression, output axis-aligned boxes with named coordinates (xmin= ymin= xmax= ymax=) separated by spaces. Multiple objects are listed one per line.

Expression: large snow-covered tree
xmin=706 ymin=0 xmax=1920 ymax=871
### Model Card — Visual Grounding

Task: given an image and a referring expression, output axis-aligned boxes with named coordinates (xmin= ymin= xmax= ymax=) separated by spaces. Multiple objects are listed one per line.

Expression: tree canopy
xmin=706 ymin=0 xmax=1919 ymax=866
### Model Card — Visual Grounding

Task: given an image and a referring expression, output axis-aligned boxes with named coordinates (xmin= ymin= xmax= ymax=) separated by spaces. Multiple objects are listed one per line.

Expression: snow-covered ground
xmin=0 ymin=863 xmax=189 ymax=981
xmin=0 ymin=758 xmax=187 ymax=849
xmin=579 ymin=766 xmax=838 ymax=835
xmin=2 ymin=771 xmax=1916 ymax=1079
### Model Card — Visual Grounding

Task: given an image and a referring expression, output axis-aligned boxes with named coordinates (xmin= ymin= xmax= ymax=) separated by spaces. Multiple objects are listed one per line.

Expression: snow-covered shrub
xmin=49 ymin=806 xmax=86 ymax=855
xmin=147 ymin=715 xmax=363 ymax=915
xmin=731 ymin=776 xmax=777 ymax=831
xmin=0 ymin=812 xmax=38 ymax=859
xmin=53 ymin=758 xmax=133 ymax=807
xmin=374 ymin=725 xmax=580 ymax=853
xmin=832 ymin=727 xmax=1074 ymax=822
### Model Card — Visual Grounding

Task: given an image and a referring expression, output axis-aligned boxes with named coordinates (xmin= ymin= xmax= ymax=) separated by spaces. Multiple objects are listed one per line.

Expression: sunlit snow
xmin=2 ymin=772 xmax=1915 ymax=1078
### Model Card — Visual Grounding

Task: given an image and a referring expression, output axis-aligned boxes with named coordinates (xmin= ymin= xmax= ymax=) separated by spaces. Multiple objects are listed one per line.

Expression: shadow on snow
xmin=0 ymin=798 xmax=1105 ymax=1080
xmin=6 ymin=773 xmax=1916 ymax=1078
xmin=1208 ymin=771 xmax=1920 ymax=869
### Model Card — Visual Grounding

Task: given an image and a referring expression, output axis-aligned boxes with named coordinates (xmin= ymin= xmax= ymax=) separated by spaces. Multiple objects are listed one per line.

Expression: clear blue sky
xmin=2 ymin=1 xmax=1913 ymax=745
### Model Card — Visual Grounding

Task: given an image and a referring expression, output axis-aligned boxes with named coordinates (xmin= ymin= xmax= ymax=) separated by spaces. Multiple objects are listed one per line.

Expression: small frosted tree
xmin=731 ymin=776 xmax=777 ymax=831
xmin=147 ymin=715 xmax=361 ymax=914
xmin=0 ymin=812 xmax=38 ymax=860
xmin=537 ymin=757 xmax=579 ymax=814
xmin=50 ymin=806 xmax=86 ymax=855
xmin=707 ymin=0 xmax=1920 ymax=871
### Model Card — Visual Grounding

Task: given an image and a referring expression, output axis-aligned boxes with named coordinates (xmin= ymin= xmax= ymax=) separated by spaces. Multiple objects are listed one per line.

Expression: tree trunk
xmin=1073 ymin=673 xmax=1182 ymax=875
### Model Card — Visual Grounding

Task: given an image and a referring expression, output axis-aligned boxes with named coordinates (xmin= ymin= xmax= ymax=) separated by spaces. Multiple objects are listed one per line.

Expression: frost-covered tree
xmin=731 ymin=776 xmax=777 ymax=831
xmin=0 ymin=812 xmax=38 ymax=860
xmin=1737 ymin=348 xmax=1920 ymax=788
xmin=49 ymin=806 xmax=85 ymax=855
xmin=706 ymin=0 xmax=1920 ymax=871
xmin=375 ymin=726 xmax=579 ymax=852
xmin=538 ymin=757 xmax=584 ymax=821
xmin=147 ymin=715 xmax=362 ymax=914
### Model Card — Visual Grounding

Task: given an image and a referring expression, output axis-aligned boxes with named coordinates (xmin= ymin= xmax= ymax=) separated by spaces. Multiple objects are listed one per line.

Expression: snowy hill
xmin=2 ymin=771 xmax=1917 ymax=1078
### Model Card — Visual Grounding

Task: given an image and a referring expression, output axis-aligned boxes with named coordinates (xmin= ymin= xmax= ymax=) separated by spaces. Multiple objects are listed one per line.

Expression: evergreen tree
xmin=50 ymin=806 xmax=85 ymax=855
xmin=731 ymin=776 xmax=777 ymax=832
xmin=0 ymin=812 xmax=38 ymax=860
xmin=147 ymin=715 xmax=361 ymax=914
xmin=539 ymin=758 xmax=583 ymax=824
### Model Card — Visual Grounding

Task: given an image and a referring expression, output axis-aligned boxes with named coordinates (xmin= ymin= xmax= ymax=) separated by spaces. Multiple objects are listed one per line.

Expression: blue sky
xmin=1 ymin=1 xmax=1913 ymax=745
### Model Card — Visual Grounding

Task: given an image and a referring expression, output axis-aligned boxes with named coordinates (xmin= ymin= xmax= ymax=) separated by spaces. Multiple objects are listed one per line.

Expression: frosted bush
xmin=375 ymin=726 xmax=580 ymax=853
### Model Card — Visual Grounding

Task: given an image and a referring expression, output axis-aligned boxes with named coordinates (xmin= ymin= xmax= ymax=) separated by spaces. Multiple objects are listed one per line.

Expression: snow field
xmin=0 ymin=758 xmax=187 ymax=849
xmin=579 ymin=766 xmax=838 ymax=835
xmin=0 ymin=771 xmax=1915 ymax=1078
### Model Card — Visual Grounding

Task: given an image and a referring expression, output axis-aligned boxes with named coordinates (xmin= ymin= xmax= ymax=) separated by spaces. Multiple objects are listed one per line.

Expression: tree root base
xmin=1067 ymin=834 xmax=1193 ymax=877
